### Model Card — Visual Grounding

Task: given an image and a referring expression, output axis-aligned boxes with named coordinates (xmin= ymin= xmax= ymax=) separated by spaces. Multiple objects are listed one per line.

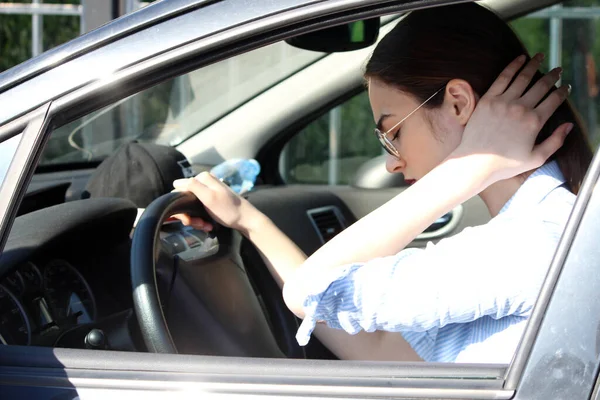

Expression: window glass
xmin=41 ymin=41 xmax=324 ymax=165
xmin=281 ymin=91 xmax=382 ymax=185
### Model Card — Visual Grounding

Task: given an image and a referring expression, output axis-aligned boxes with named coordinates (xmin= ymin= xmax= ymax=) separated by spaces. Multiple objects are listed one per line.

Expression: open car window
xmin=41 ymin=42 xmax=325 ymax=167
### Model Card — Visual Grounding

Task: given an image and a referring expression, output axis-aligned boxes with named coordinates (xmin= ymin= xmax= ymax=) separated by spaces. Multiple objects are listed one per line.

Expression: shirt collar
xmin=498 ymin=160 xmax=566 ymax=216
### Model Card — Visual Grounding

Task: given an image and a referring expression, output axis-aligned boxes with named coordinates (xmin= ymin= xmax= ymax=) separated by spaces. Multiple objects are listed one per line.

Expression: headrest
xmin=82 ymin=141 xmax=193 ymax=207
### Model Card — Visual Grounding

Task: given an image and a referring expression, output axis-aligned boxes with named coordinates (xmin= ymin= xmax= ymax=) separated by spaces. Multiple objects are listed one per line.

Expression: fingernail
xmin=556 ymin=67 xmax=563 ymax=76
xmin=517 ymin=55 xmax=526 ymax=62
xmin=173 ymin=179 xmax=187 ymax=188
xmin=566 ymin=123 xmax=574 ymax=134
xmin=536 ymin=53 xmax=545 ymax=61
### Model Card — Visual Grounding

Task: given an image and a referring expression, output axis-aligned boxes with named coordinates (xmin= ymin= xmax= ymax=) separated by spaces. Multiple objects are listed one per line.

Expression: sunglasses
xmin=374 ymin=87 xmax=445 ymax=159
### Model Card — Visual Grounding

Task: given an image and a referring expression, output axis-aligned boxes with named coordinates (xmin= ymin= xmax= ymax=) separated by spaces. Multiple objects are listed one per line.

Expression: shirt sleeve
xmin=295 ymin=217 xmax=557 ymax=346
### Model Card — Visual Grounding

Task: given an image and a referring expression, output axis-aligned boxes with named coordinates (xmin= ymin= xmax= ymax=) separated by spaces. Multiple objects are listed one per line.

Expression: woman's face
xmin=368 ymin=78 xmax=466 ymax=182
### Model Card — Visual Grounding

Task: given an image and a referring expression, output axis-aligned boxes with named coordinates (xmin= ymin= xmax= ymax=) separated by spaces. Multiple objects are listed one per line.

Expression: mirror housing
xmin=285 ymin=18 xmax=380 ymax=52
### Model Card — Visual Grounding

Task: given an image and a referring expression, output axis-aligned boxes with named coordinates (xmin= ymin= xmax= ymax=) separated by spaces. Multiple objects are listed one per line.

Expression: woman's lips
xmin=405 ymin=179 xmax=416 ymax=185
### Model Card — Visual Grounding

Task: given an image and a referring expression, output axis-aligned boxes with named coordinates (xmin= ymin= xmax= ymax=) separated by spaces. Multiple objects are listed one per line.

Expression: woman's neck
xmin=479 ymin=173 xmax=531 ymax=217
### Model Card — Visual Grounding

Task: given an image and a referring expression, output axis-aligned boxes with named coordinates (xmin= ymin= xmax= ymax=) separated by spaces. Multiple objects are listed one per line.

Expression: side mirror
xmin=285 ymin=18 xmax=380 ymax=52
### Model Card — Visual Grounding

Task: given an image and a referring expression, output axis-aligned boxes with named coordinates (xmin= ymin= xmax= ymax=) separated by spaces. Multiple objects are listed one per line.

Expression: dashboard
xmin=0 ymin=198 xmax=138 ymax=351
xmin=0 ymin=259 xmax=96 ymax=347
xmin=0 ymin=196 xmax=225 ymax=352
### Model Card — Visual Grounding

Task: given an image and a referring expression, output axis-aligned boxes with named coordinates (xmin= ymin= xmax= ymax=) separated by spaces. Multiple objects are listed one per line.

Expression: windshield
xmin=41 ymin=41 xmax=325 ymax=165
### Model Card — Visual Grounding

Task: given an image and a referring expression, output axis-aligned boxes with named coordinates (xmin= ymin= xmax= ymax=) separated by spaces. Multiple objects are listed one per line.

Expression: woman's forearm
xmin=280 ymin=155 xmax=490 ymax=315
xmin=239 ymin=155 xmax=489 ymax=318
xmin=304 ymin=156 xmax=487 ymax=266
xmin=241 ymin=210 xmax=308 ymax=288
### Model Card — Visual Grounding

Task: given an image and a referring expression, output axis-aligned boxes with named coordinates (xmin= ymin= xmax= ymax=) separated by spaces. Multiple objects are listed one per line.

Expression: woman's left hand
xmin=453 ymin=53 xmax=572 ymax=186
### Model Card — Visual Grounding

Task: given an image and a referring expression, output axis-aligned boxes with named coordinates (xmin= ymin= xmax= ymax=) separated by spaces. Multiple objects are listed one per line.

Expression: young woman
xmin=173 ymin=3 xmax=593 ymax=363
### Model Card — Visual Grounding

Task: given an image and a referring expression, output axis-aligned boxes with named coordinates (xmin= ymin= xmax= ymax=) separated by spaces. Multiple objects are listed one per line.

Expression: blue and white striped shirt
xmin=295 ymin=161 xmax=574 ymax=363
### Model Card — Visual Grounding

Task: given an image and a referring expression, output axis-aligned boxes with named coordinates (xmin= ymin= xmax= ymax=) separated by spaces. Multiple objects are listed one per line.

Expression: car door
xmin=2 ymin=0 xmax=600 ymax=399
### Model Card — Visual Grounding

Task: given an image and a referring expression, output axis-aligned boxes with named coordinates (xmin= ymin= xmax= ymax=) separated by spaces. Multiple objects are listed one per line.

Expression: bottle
xmin=209 ymin=158 xmax=261 ymax=194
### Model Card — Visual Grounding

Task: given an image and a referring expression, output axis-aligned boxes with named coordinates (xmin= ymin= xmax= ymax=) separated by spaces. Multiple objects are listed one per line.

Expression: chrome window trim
xmin=0 ymin=348 xmax=513 ymax=399
xmin=61 ymin=379 xmax=516 ymax=399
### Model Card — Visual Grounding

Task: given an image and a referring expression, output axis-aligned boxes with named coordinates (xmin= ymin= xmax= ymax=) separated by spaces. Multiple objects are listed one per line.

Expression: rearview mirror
xmin=285 ymin=18 xmax=380 ymax=52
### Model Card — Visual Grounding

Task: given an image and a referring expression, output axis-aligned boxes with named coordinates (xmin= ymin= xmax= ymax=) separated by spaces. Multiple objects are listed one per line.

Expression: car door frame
xmin=0 ymin=103 xmax=52 ymax=251
xmin=0 ymin=0 xmax=598 ymax=399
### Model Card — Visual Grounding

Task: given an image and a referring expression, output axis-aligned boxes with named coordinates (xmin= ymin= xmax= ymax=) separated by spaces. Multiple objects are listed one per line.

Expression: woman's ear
xmin=444 ymin=79 xmax=477 ymax=126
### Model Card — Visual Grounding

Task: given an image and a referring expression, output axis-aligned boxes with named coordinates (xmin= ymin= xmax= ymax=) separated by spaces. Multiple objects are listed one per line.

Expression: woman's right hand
xmin=452 ymin=53 xmax=572 ymax=187
xmin=171 ymin=171 xmax=258 ymax=233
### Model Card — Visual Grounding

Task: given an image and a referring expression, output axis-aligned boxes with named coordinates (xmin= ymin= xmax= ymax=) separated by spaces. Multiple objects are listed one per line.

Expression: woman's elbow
xmin=282 ymin=273 xmax=307 ymax=319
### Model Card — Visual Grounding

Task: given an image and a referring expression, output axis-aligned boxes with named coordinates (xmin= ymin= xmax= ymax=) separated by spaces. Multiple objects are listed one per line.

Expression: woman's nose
xmin=386 ymin=154 xmax=405 ymax=174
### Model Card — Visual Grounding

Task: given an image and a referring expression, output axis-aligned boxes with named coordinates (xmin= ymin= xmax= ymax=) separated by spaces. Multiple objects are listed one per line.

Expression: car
xmin=1 ymin=0 xmax=600 ymax=398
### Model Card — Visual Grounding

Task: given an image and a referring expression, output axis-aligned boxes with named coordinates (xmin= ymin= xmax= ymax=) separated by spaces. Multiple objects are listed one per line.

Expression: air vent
xmin=307 ymin=206 xmax=345 ymax=244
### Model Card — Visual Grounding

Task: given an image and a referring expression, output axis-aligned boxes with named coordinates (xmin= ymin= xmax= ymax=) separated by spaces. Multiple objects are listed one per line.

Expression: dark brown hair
xmin=365 ymin=3 xmax=592 ymax=194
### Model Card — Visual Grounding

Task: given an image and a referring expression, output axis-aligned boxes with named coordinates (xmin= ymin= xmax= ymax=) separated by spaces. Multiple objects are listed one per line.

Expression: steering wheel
xmin=130 ymin=191 xmax=283 ymax=357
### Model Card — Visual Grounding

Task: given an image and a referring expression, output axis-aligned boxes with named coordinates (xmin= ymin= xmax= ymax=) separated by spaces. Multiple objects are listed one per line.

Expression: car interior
xmin=0 ymin=0 xmax=592 ymax=363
